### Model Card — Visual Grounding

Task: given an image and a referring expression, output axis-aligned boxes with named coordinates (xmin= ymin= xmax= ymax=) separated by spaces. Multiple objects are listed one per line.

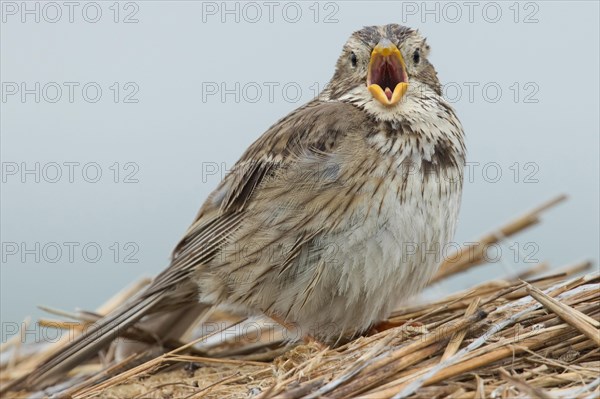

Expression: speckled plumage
xmin=19 ymin=24 xmax=465 ymax=389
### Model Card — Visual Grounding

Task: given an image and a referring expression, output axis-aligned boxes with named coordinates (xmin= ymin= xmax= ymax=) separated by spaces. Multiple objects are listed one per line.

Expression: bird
xmin=15 ymin=23 xmax=466 ymax=390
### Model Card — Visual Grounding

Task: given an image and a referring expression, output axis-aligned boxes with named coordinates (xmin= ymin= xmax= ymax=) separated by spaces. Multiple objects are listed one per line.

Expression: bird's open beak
xmin=367 ymin=38 xmax=409 ymax=106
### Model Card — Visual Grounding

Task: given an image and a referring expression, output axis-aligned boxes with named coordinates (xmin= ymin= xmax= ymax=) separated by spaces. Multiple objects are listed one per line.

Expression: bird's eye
xmin=413 ymin=49 xmax=420 ymax=64
xmin=350 ymin=52 xmax=358 ymax=67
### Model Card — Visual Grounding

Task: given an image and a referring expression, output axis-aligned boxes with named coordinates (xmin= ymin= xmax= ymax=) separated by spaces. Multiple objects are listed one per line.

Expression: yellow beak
xmin=367 ymin=38 xmax=409 ymax=106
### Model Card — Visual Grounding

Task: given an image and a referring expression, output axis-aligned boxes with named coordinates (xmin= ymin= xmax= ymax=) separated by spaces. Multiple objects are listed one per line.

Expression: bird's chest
xmin=328 ymin=142 xmax=464 ymax=302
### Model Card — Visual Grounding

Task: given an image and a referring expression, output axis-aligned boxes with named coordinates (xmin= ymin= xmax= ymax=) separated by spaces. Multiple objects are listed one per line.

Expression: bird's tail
xmin=6 ymin=291 xmax=167 ymax=392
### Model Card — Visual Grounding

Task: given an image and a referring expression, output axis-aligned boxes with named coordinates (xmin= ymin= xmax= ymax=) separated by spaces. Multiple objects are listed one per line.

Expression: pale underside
xmin=187 ymin=99 xmax=465 ymax=342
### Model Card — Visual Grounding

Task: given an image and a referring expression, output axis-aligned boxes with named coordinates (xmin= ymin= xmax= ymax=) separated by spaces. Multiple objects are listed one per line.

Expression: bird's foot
xmin=369 ymin=319 xmax=423 ymax=335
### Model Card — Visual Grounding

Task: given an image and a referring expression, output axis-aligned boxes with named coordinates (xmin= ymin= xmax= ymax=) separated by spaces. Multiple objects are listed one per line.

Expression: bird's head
xmin=324 ymin=24 xmax=443 ymax=119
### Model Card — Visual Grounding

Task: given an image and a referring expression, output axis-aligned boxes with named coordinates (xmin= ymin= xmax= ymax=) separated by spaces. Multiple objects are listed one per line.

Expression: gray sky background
xmin=1 ymin=1 xmax=599 ymax=339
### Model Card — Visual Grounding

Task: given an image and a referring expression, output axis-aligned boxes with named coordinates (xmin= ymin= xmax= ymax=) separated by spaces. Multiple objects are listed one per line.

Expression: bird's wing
xmin=13 ymin=100 xmax=368 ymax=392
xmin=148 ymin=100 xmax=366 ymax=297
